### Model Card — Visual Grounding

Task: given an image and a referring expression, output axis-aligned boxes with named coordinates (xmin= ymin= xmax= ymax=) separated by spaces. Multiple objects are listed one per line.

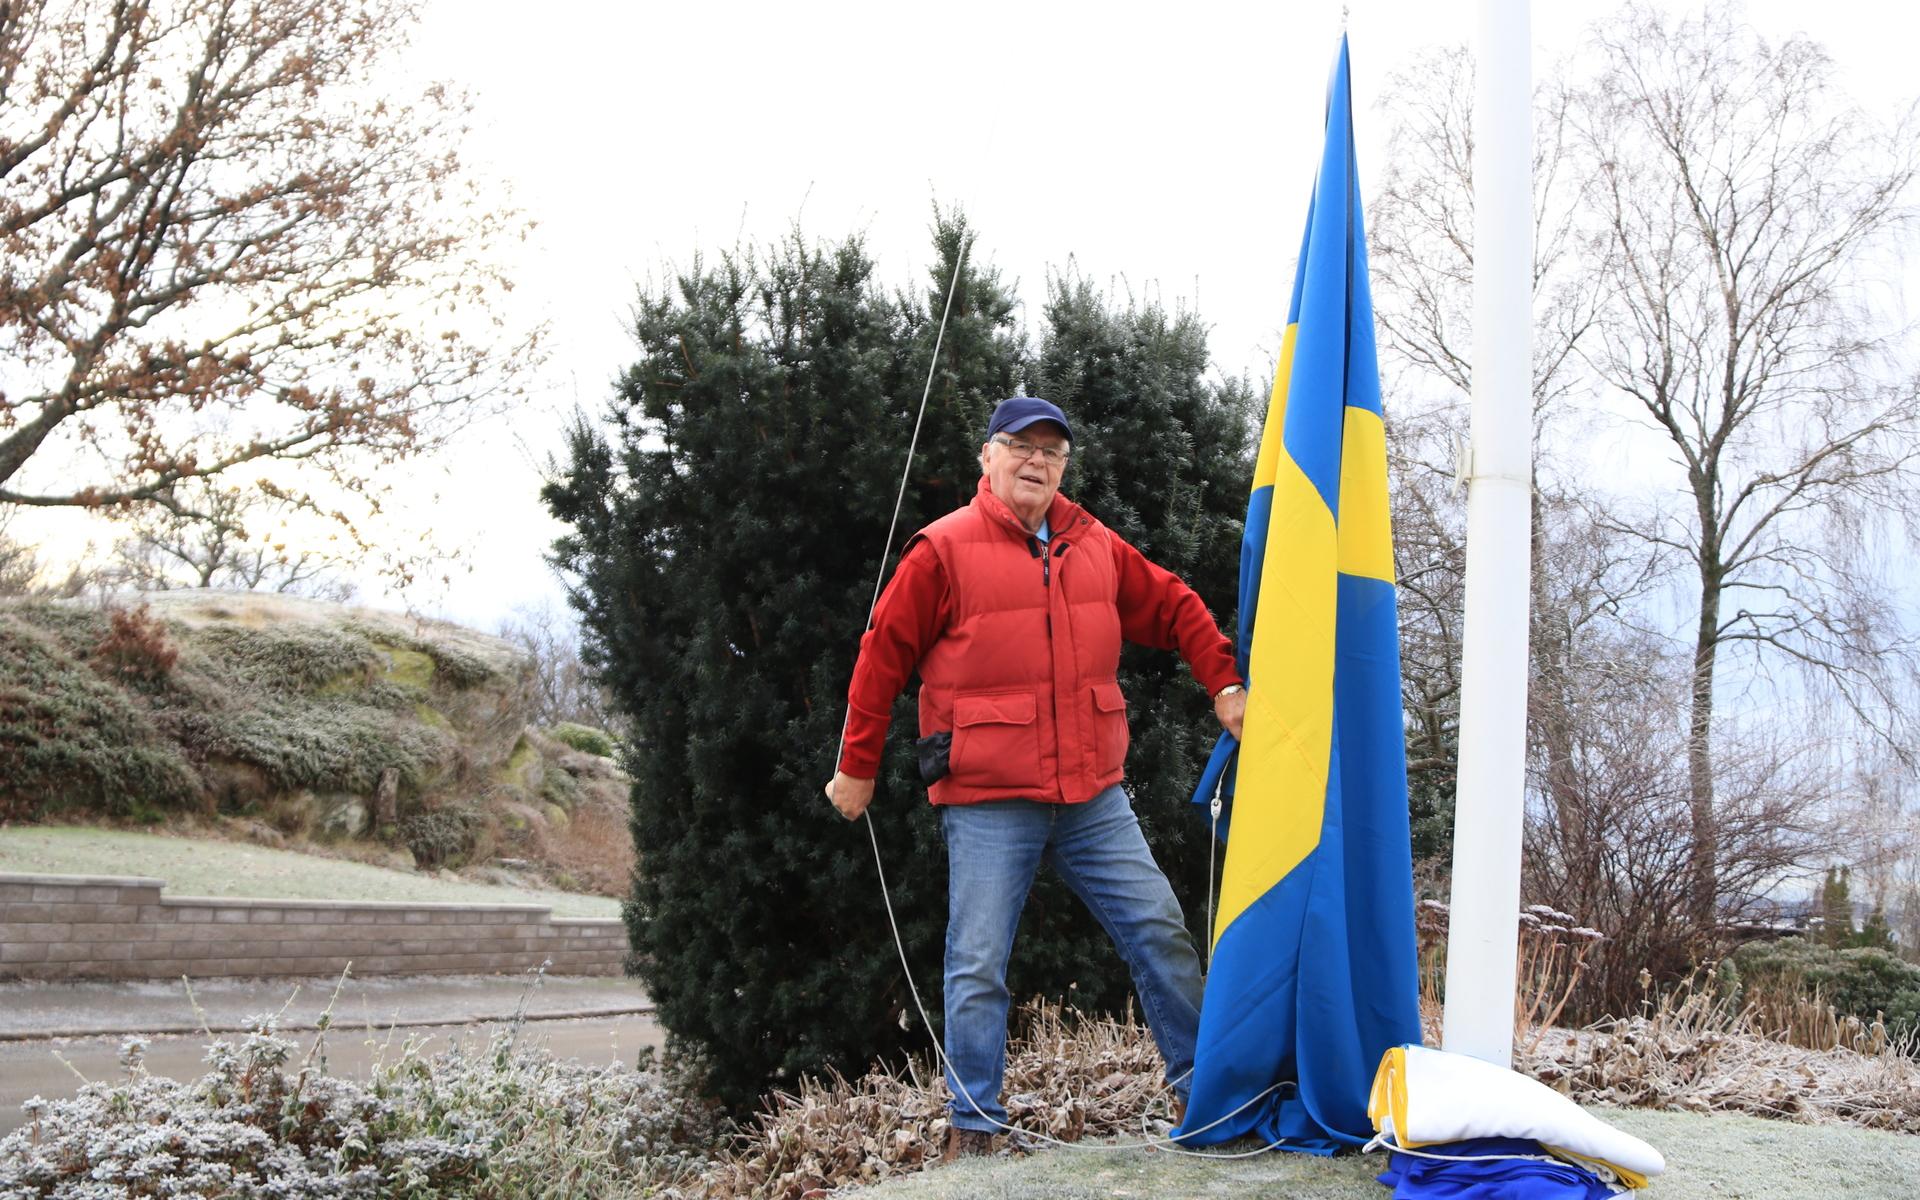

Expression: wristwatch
xmin=1215 ymin=684 xmax=1245 ymax=697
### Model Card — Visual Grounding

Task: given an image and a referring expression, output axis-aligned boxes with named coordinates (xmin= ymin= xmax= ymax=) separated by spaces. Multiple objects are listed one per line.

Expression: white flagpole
xmin=1442 ymin=0 xmax=1534 ymax=1068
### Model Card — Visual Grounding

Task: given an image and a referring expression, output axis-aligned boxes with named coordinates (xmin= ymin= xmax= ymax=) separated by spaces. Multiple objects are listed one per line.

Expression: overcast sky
xmin=26 ymin=0 xmax=1919 ymax=632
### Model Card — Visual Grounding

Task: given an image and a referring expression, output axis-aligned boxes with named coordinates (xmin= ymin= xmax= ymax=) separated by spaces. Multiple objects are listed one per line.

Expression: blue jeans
xmin=939 ymin=784 xmax=1204 ymax=1132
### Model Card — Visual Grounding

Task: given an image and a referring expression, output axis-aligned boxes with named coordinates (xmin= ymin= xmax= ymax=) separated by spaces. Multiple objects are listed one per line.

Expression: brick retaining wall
xmin=0 ymin=873 xmax=626 ymax=981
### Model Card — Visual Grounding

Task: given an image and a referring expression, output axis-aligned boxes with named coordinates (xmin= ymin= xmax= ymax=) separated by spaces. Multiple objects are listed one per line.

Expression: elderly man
xmin=825 ymin=396 xmax=1246 ymax=1159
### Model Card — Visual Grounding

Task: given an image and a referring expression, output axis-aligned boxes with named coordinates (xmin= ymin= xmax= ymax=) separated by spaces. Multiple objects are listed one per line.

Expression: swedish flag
xmin=1175 ymin=36 xmax=1422 ymax=1152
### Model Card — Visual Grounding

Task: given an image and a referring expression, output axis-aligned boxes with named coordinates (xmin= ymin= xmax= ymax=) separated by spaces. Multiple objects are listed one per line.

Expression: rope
xmin=828 ymin=237 xmax=1286 ymax=1159
xmin=1362 ymin=1132 xmax=1573 ymax=1167
xmin=1363 ymin=1129 xmax=1635 ymax=1192
xmin=863 ymin=811 xmax=1286 ymax=1155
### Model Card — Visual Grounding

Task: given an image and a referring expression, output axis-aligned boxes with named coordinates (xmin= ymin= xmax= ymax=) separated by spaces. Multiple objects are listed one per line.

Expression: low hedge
xmin=1730 ymin=937 xmax=1920 ymax=1046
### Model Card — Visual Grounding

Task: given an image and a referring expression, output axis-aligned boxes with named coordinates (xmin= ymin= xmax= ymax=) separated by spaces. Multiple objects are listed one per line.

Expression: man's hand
xmin=1214 ymin=686 xmax=1246 ymax=742
xmin=824 ymin=771 xmax=876 ymax=821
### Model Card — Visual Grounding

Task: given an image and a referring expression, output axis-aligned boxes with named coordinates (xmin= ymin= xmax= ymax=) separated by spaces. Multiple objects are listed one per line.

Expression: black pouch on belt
xmin=915 ymin=731 xmax=952 ymax=785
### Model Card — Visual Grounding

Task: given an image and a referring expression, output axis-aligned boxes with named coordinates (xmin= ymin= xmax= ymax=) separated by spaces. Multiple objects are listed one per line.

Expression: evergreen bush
xmin=549 ymin=722 xmax=618 ymax=758
xmin=399 ymin=806 xmax=486 ymax=869
xmin=1731 ymin=936 xmax=1920 ymax=1046
xmin=548 ymin=217 xmax=1252 ymax=1108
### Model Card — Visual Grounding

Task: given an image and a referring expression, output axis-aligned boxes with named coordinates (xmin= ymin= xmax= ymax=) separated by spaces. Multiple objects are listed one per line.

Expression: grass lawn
xmin=860 ymin=1107 xmax=1918 ymax=1199
xmin=0 ymin=826 xmax=620 ymax=917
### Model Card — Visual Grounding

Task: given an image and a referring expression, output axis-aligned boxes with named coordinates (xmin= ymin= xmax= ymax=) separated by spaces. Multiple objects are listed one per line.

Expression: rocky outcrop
xmin=1 ymin=590 xmax=632 ymax=895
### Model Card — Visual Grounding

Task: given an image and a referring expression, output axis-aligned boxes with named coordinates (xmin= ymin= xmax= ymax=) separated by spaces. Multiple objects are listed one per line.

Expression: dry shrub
xmin=1415 ymin=898 xmax=1448 ymax=1011
xmin=399 ymin=805 xmax=485 ymax=869
xmin=1521 ymin=977 xmax=1920 ymax=1134
xmin=698 ymin=1061 xmax=945 ymax=1198
xmin=532 ymin=800 xmax=634 ymax=897
xmin=700 ymin=1000 xmax=1176 ymax=1199
xmin=684 ymin=973 xmax=1915 ymax=1200
xmin=1742 ymin=986 xmax=1897 ymax=1055
xmin=1515 ymin=905 xmax=1603 ymax=1053
xmin=1416 ymin=899 xmax=1603 ymax=1052
xmin=0 ymin=1006 xmax=721 ymax=1199
xmin=91 ymin=603 xmax=178 ymax=682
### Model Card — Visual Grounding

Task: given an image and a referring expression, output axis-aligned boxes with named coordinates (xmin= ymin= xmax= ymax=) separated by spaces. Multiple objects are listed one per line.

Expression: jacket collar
xmin=972 ymin=475 xmax=1088 ymax=541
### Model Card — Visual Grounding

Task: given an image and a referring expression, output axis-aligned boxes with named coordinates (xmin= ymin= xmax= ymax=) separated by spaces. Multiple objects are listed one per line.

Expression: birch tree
xmin=1370 ymin=43 xmax=1606 ymax=869
xmin=1576 ymin=3 xmax=1920 ymax=926
xmin=1371 ymin=5 xmax=1919 ymax=962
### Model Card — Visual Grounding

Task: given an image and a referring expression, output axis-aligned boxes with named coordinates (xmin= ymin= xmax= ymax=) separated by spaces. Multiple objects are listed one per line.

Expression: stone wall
xmin=0 ymin=873 xmax=625 ymax=981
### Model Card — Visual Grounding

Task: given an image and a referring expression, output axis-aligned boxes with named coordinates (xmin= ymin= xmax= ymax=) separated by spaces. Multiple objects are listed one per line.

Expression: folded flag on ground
xmin=1366 ymin=1044 xmax=1666 ymax=1196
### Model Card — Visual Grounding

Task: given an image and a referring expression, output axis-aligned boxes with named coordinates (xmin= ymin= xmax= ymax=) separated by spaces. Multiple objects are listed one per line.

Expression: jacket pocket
xmin=1090 ymin=681 xmax=1129 ymax=777
xmin=952 ymin=691 xmax=1042 ymax=792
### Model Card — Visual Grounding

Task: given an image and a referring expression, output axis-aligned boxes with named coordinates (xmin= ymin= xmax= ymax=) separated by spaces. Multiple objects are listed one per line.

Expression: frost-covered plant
xmin=395 ymin=805 xmax=483 ymax=869
xmin=1414 ymin=900 xmax=1604 ymax=1046
xmin=1524 ymin=973 xmax=1920 ymax=1134
xmin=0 ymin=1012 xmax=719 ymax=1199
xmin=365 ymin=1029 xmax=722 ymax=1198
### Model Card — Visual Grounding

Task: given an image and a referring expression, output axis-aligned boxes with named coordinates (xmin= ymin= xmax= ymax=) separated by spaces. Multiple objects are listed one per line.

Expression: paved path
xmin=0 ymin=974 xmax=663 ymax=1137
xmin=0 ymin=973 xmax=650 ymax=1039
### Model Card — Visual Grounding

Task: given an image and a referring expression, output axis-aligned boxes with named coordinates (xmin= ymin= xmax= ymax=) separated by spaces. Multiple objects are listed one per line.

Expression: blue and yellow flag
xmin=1175 ymin=36 xmax=1422 ymax=1152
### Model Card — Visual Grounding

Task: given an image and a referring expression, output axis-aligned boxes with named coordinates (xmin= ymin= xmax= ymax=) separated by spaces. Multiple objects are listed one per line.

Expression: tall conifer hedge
xmin=546 ymin=217 xmax=1253 ymax=1108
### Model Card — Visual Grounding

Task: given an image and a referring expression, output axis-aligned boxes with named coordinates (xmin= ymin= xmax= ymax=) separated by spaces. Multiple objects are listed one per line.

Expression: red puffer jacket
xmin=840 ymin=477 xmax=1239 ymax=806
xmin=912 ymin=480 xmax=1125 ymax=805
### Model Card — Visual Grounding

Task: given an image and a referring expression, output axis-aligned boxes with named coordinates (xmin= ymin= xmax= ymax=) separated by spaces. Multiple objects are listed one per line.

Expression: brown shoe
xmin=1001 ymin=1128 xmax=1038 ymax=1157
xmin=942 ymin=1126 xmax=994 ymax=1162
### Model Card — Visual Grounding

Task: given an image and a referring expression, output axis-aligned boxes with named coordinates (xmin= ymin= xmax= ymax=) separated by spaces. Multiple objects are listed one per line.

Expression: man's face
xmin=980 ymin=421 xmax=1070 ymax=518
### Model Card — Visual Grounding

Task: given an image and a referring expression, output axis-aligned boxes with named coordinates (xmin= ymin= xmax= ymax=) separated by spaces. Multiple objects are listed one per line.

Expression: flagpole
xmin=1442 ymin=0 xmax=1533 ymax=1068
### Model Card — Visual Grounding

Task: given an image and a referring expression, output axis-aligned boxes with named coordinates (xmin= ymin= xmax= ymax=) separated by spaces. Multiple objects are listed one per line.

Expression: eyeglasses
xmin=990 ymin=433 xmax=1070 ymax=466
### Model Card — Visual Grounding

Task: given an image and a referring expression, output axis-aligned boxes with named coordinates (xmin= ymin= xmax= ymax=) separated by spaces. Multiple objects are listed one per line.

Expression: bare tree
xmin=1521 ymin=485 xmax=1847 ymax=1011
xmin=1372 ymin=43 xmax=1615 ymax=869
xmin=1523 ymin=643 xmax=1845 ymax=1013
xmin=0 ymin=510 xmax=96 ymax=598
xmin=1836 ymin=747 xmax=1920 ymax=959
xmin=1369 ymin=44 xmax=1602 ymax=418
xmin=1372 ymin=8 xmax=1920 ymax=949
xmin=0 ymin=0 xmax=535 ymax=522
xmin=497 ymin=602 xmax=618 ymax=732
xmin=1574 ymin=4 xmax=1920 ymax=925
xmin=0 ymin=513 xmax=37 ymax=596
xmin=107 ymin=480 xmax=357 ymax=599
xmin=1386 ymin=397 xmax=1469 ymax=865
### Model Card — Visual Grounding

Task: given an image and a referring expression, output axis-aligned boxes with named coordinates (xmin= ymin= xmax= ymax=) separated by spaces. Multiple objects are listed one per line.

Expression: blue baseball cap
xmin=986 ymin=396 xmax=1074 ymax=444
